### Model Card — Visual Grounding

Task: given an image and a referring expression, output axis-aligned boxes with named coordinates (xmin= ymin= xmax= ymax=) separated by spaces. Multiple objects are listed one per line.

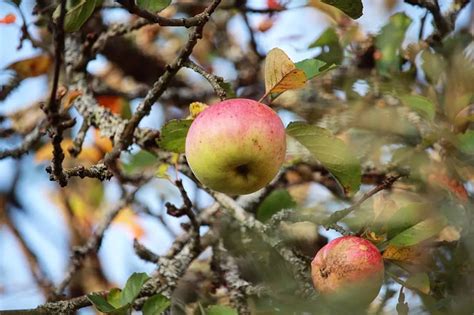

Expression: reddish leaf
xmin=267 ymin=0 xmax=282 ymax=9
xmin=96 ymin=95 xmax=124 ymax=114
xmin=428 ymin=172 xmax=468 ymax=203
xmin=0 ymin=13 xmax=16 ymax=24
xmin=258 ymin=18 xmax=274 ymax=32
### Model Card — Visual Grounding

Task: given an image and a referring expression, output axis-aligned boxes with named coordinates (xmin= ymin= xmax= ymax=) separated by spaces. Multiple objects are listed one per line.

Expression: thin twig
xmin=133 ymin=239 xmax=160 ymax=263
xmin=165 ymin=179 xmax=201 ymax=255
xmin=240 ymin=10 xmax=263 ymax=60
xmin=184 ymin=60 xmax=228 ymax=100
xmin=68 ymin=120 xmax=90 ymax=157
xmin=117 ymin=0 xmax=220 ymax=28
xmin=324 ymin=173 xmax=405 ymax=230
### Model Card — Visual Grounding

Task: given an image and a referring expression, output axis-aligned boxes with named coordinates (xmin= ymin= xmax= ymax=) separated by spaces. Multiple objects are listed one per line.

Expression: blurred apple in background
xmin=311 ymin=236 xmax=384 ymax=309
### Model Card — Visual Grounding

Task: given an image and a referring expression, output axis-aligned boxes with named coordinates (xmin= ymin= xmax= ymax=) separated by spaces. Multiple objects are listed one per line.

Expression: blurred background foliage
xmin=0 ymin=0 xmax=474 ymax=314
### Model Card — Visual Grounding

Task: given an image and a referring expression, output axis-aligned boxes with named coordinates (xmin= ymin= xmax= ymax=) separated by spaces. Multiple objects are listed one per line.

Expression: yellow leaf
xmin=8 ymin=54 xmax=52 ymax=78
xmin=93 ymin=129 xmax=113 ymax=153
xmin=264 ymin=48 xmax=306 ymax=96
xmin=63 ymin=90 xmax=82 ymax=110
xmin=156 ymin=163 xmax=171 ymax=180
xmin=405 ymin=273 xmax=430 ymax=295
xmin=35 ymin=139 xmax=103 ymax=164
xmin=113 ymin=207 xmax=145 ymax=239
xmin=365 ymin=231 xmax=385 ymax=243
xmin=383 ymin=244 xmax=427 ymax=265
xmin=188 ymin=102 xmax=209 ymax=119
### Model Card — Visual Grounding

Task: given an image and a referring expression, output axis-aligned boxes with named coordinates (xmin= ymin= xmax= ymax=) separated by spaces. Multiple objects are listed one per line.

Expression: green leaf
xmin=123 ymin=150 xmax=157 ymax=173
xmin=295 ymin=58 xmax=337 ymax=80
xmin=286 ymin=121 xmax=361 ymax=194
xmin=386 ymin=203 xmax=427 ymax=239
xmin=257 ymin=189 xmax=296 ymax=222
xmin=309 ymin=28 xmax=343 ymax=67
xmin=137 ymin=0 xmax=171 ymax=12
xmin=143 ymin=294 xmax=171 ymax=315
xmin=87 ymin=293 xmax=117 ymax=313
xmin=218 ymin=81 xmax=236 ymax=99
xmin=400 ymin=95 xmax=436 ymax=121
xmin=107 ymin=288 xmax=123 ymax=308
xmin=421 ymin=50 xmax=446 ymax=83
xmin=321 ymin=0 xmax=363 ymax=19
xmin=111 ymin=305 xmax=131 ymax=315
xmin=120 ymin=272 xmax=150 ymax=305
xmin=54 ymin=0 xmax=98 ymax=32
xmin=389 ymin=216 xmax=448 ymax=247
xmin=158 ymin=119 xmax=193 ymax=154
xmin=206 ymin=305 xmax=239 ymax=315
xmin=457 ymin=131 xmax=474 ymax=154
xmin=375 ymin=12 xmax=412 ymax=76
xmin=405 ymin=272 xmax=430 ymax=294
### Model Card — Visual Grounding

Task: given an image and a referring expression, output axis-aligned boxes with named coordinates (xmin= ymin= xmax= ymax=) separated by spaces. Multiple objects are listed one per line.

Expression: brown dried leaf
xmin=7 ymin=55 xmax=52 ymax=78
xmin=383 ymin=244 xmax=428 ymax=266
xmin=264 ymin=48 xmax=306 ymax=95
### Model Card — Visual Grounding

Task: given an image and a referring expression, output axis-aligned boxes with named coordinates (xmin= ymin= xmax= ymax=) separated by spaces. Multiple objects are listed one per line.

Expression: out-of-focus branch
xmin=51 ymin=189 xmax=138 ymax=299
xmin=0 ymin=74 xmax=22 ymax=102
xmin=240 ymin=9 xmax=263 ymax=60
xmin=0 ymin=120 xmax=48 ymax=160
xmin=1 ymin=166 xmax=54 ymax=297
xmin=405 ymin=0 xmax=470 ymax=40
xmin=324 ymin=173 xmax=405 ymax=230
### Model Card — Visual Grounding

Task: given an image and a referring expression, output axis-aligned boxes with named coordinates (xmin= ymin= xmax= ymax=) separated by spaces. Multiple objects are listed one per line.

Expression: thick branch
xmin=45 ymin=0 xmax=68 ymax=186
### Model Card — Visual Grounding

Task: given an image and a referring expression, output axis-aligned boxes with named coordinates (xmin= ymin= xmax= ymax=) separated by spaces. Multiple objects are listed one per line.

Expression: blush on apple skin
xmin=311 ymin=236 xmax=384 ymax=308
xmin=185 ymin=98 xmax=286 ymax=195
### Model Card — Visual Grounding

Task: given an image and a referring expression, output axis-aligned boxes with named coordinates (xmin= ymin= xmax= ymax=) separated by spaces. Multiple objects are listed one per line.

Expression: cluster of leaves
xmin=88 ymin=272 xmax=238 ymax=315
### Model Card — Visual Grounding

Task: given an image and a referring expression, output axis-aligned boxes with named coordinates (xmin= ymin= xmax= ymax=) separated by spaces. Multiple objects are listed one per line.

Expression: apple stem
xmin=258 ymin=92 xmax=269 ymax=103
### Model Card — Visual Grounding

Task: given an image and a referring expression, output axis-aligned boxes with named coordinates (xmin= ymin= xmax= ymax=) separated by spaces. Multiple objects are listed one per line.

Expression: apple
xmin=311 ymin=236 xmax=384 ymax=308
xmin=185 ymin=98 xmax=286 ymax=195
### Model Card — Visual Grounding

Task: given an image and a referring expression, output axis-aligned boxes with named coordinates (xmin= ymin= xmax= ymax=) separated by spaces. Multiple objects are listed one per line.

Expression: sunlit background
xmin=0 ymin=0 xmax=473 ymax=313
